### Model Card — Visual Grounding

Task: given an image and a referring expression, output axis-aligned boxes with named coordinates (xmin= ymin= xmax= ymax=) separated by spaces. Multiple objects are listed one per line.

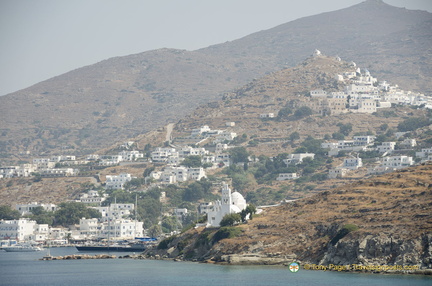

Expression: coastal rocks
xmin=218 ymin=253 xmax=297 ymax=265
xmin=319 ymin=233 xmax=432 ymax=269
xmin=40 ymin=254 xmax=116 ymax=260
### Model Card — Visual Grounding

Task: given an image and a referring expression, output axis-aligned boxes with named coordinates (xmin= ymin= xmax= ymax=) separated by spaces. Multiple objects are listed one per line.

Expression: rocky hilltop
xmin=173 ymin=54 xmax=426 ymax=157
xmin=144 ymin=163 xmax=432 ymax=271
xmin=0 ymin=0 xmax=431 ymax=161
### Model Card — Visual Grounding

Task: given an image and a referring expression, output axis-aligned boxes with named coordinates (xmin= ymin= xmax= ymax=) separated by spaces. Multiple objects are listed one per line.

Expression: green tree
xmin=161 ymin=216 xmax=182 ymax=233
xmin=54 ymin=202 xmax=101 ymax=226
xmin=397 ymin=117 xmax=430 ymax=132
xmin=143 ymin=166 xmax=155 ymax=178
xmin=240 ymin=204 xmax=257 ymax=222
xmin=219 ymin=213 xmax=242 ymax=227
xmin=289 ymin=131 xmax=300 ymax=141
xmin=148 ymin=224 xmax=162 ymax=238
xmin=0 ymin=205 xmax=21 ymax=220
xmin=180 ymin=155 xmax=202 ymax=168
xmin=229 ymin=147 xmax=250 ymax=164
xmin=338 ymin=123 xmax=353 ymax=136
xmin=379 ymin=123 xmax=388 ymax=132
xmin=277 ymin=106 xmax=293 ymax=119
xmin=294 ymin=106 xmax=313 ymax=119
xmin=28 ymin=206 xmax=54 ymax=225
xmin=332 ymin=132 xmax=345 ymax=140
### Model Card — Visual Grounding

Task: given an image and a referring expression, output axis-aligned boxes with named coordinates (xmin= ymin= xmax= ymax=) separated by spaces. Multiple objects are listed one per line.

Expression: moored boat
xmin=3 ymin=243 xmax=43 ymax=252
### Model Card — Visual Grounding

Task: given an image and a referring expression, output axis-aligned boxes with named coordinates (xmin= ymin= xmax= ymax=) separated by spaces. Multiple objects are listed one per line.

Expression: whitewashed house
xmin=260 ymin=113 xmax=275 ymax=118
xmin=214 ymin=131 xmax=237 ymax=143
xmin=105 ymin=173 xmax=134 ymax=190
xmin=415 ymin=148 xmax=432 ymax=159
xmin=151 ymin=148 xmax=177 ymax=162
xmin=400 ymin=139 xmax=417 ymax=148
xmin=328 ymin=168 xmax=349 ymax=179
xmin=276 ymin=173 xmax=298 ymax=181
xmin=283 ymin=153 xmax=315 ymax=165
xmin=78 ymin=190 xmax=106 ymax=205
xmin=381 ymin=156 xmax=414 ymax=169
xmin=15 ymin=202 xmax=57 ymax=215
xmin=118 ymin=150 xmax=144 ymax=161
xmin=376 ymin=142 xmax=396 ymax=153
xmin=93 ymin=203 xmax=135 ymax=222
xmin=0 ymin=219 xmax=37 ymax=241
xmin=353 ymin=136 xmax=376 ymax=146
xmin=343 ymin=157 xmax=363 ymax=170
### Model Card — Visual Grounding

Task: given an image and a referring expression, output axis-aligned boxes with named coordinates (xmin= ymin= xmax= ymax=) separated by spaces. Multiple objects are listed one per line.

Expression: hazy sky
xmin=0 ymin=0 xmax=431 ymax=96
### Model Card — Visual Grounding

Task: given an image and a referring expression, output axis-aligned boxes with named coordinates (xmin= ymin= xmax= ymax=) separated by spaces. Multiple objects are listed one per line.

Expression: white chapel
xmin=206 ymin=183 xmax=247 ymax=227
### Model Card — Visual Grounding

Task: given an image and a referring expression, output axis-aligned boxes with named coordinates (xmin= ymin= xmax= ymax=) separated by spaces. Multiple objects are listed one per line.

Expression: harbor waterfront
xmin=1 ymin=247 xmax=431 ymax=286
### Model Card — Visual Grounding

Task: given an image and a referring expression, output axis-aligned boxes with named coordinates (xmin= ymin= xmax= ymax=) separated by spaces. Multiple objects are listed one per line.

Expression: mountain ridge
xmin=0 ymin=0 xmax=431 ymax=163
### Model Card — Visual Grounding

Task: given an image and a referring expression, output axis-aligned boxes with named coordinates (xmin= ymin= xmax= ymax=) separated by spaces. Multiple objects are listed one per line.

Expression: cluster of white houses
xmin=1 ymin=202 xmax=143 ymax=243
xmin=76 ymin=203 xmax=143 ymax=240
xmin=0 ymin=156 xmax=80 ymax=179
xmin=320 ymin=135 xmax=419 ymax=178
xmin=303 ymin=51 xmax=431 ymax=116
xmin=0 ymin=148 xmax=146 ymax=179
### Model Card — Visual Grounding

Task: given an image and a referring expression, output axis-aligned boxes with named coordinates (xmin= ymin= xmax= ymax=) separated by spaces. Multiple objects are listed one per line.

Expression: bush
xmin=330 ymin=224 xmax=359 ymax=246
xmin=294 ymin=106 xmax=313 ymax=119
xmin=157 ymin=236 xmax=176 ymax=250
xmin=213 ymin=226 xmax=242 ymax=243
xmin=397 ymin=117 xmax=430 ymax=132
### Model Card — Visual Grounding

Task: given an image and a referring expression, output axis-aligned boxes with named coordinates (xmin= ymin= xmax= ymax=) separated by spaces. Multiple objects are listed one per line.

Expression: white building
xmin=198 ymin=202 xmax=214 ymax=214
xmin=118 ymin=150 xmax=144 ymax=161
xmin=276 ymin=173 xmax=298 ymax=181
xmin=416 ymin=148 xmax=432 ymax=159
xmin=214 ymin=131 xmax=237 ymax=143
xmin=178 ymin=146 xmax=208 ymax=157
xmin=191 ymin=125 xmax=212 ymax=137
xmin=310 ymin=89 xmax=327 ymax=97
xmin=400 ymin=139 xmax=417 ymax=148
xmin=151 ymin=148 xmax=177 ymax=162
xmin=15 ymin=202 xmax=57 ymax=215
xmin=259 ymin=113 xmax=275 ymax=118
xmin=343 ymin=157 xmax=363 ymax=170
xmin=381 ymin=156 xmax=414 ymax=169
xmin=78 ymin=190 xmax=106 ymax=205
xmin=377 ymin=142 xmax=396 ymax=153
xmin=159 ymin=166 xmax=206 ymax=184
xmin=78 ymin=218 xmax=143 ymax=240
xmin=283 ymin=153 xmax=315 ymax=165
xmin=0 ymin=219 xmax=37 ymax=241
xmin=206 ymin=183 xmax=247 ymax=227
xmin=39 ymin=168 xmax=79 ymax=177
xmin=173 ymin=208 xmax=188 ymax=221
xmin=99 ymin=155 xmax=123 ymax=166
xmin=353 ymin=136 xmax=376 ymax=146
xmin=50 ymin=155 xmax=76 ymax=162
xmin=94 ymin=203 xmax=135 ymax=221
xmin=30 ymin=224 xmax=49 ymax=242
xmin=105 ymin=173 xmax=134 ymax=190
xmin=328 ymin=168 xmax=349 ymax=179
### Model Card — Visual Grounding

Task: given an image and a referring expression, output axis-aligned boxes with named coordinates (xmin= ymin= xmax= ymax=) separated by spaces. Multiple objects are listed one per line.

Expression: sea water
xmin=0 ymin=247 xmax=431 ymax=286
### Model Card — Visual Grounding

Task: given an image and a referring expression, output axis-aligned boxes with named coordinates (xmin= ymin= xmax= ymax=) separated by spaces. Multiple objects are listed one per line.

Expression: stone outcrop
xmin=319 ymin=233 xmax=432 ymax=268
xmin=40 ymin=254 xmax=116 ymax=260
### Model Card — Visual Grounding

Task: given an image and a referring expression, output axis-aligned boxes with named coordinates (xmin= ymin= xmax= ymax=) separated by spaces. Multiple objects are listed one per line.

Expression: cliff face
xmin=144 ymin=163 xmax=432 ymax=271
xmin=320 ymin=233 xmax=432 ymax=267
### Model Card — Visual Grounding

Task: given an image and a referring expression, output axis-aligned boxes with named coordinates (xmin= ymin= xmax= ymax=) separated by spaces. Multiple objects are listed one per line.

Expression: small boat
xmin=3 ymin=243 xmax=43 ymax=252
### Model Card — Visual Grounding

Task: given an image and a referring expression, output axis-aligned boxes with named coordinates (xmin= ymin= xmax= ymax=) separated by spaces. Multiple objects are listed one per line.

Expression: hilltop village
xmin=1 ymin=52 xmax=431 ymax=248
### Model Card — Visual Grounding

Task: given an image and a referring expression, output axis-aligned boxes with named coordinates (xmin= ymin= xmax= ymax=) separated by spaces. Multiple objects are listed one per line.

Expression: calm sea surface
xmin=0 ymin=247 xmax=431 ymax=286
